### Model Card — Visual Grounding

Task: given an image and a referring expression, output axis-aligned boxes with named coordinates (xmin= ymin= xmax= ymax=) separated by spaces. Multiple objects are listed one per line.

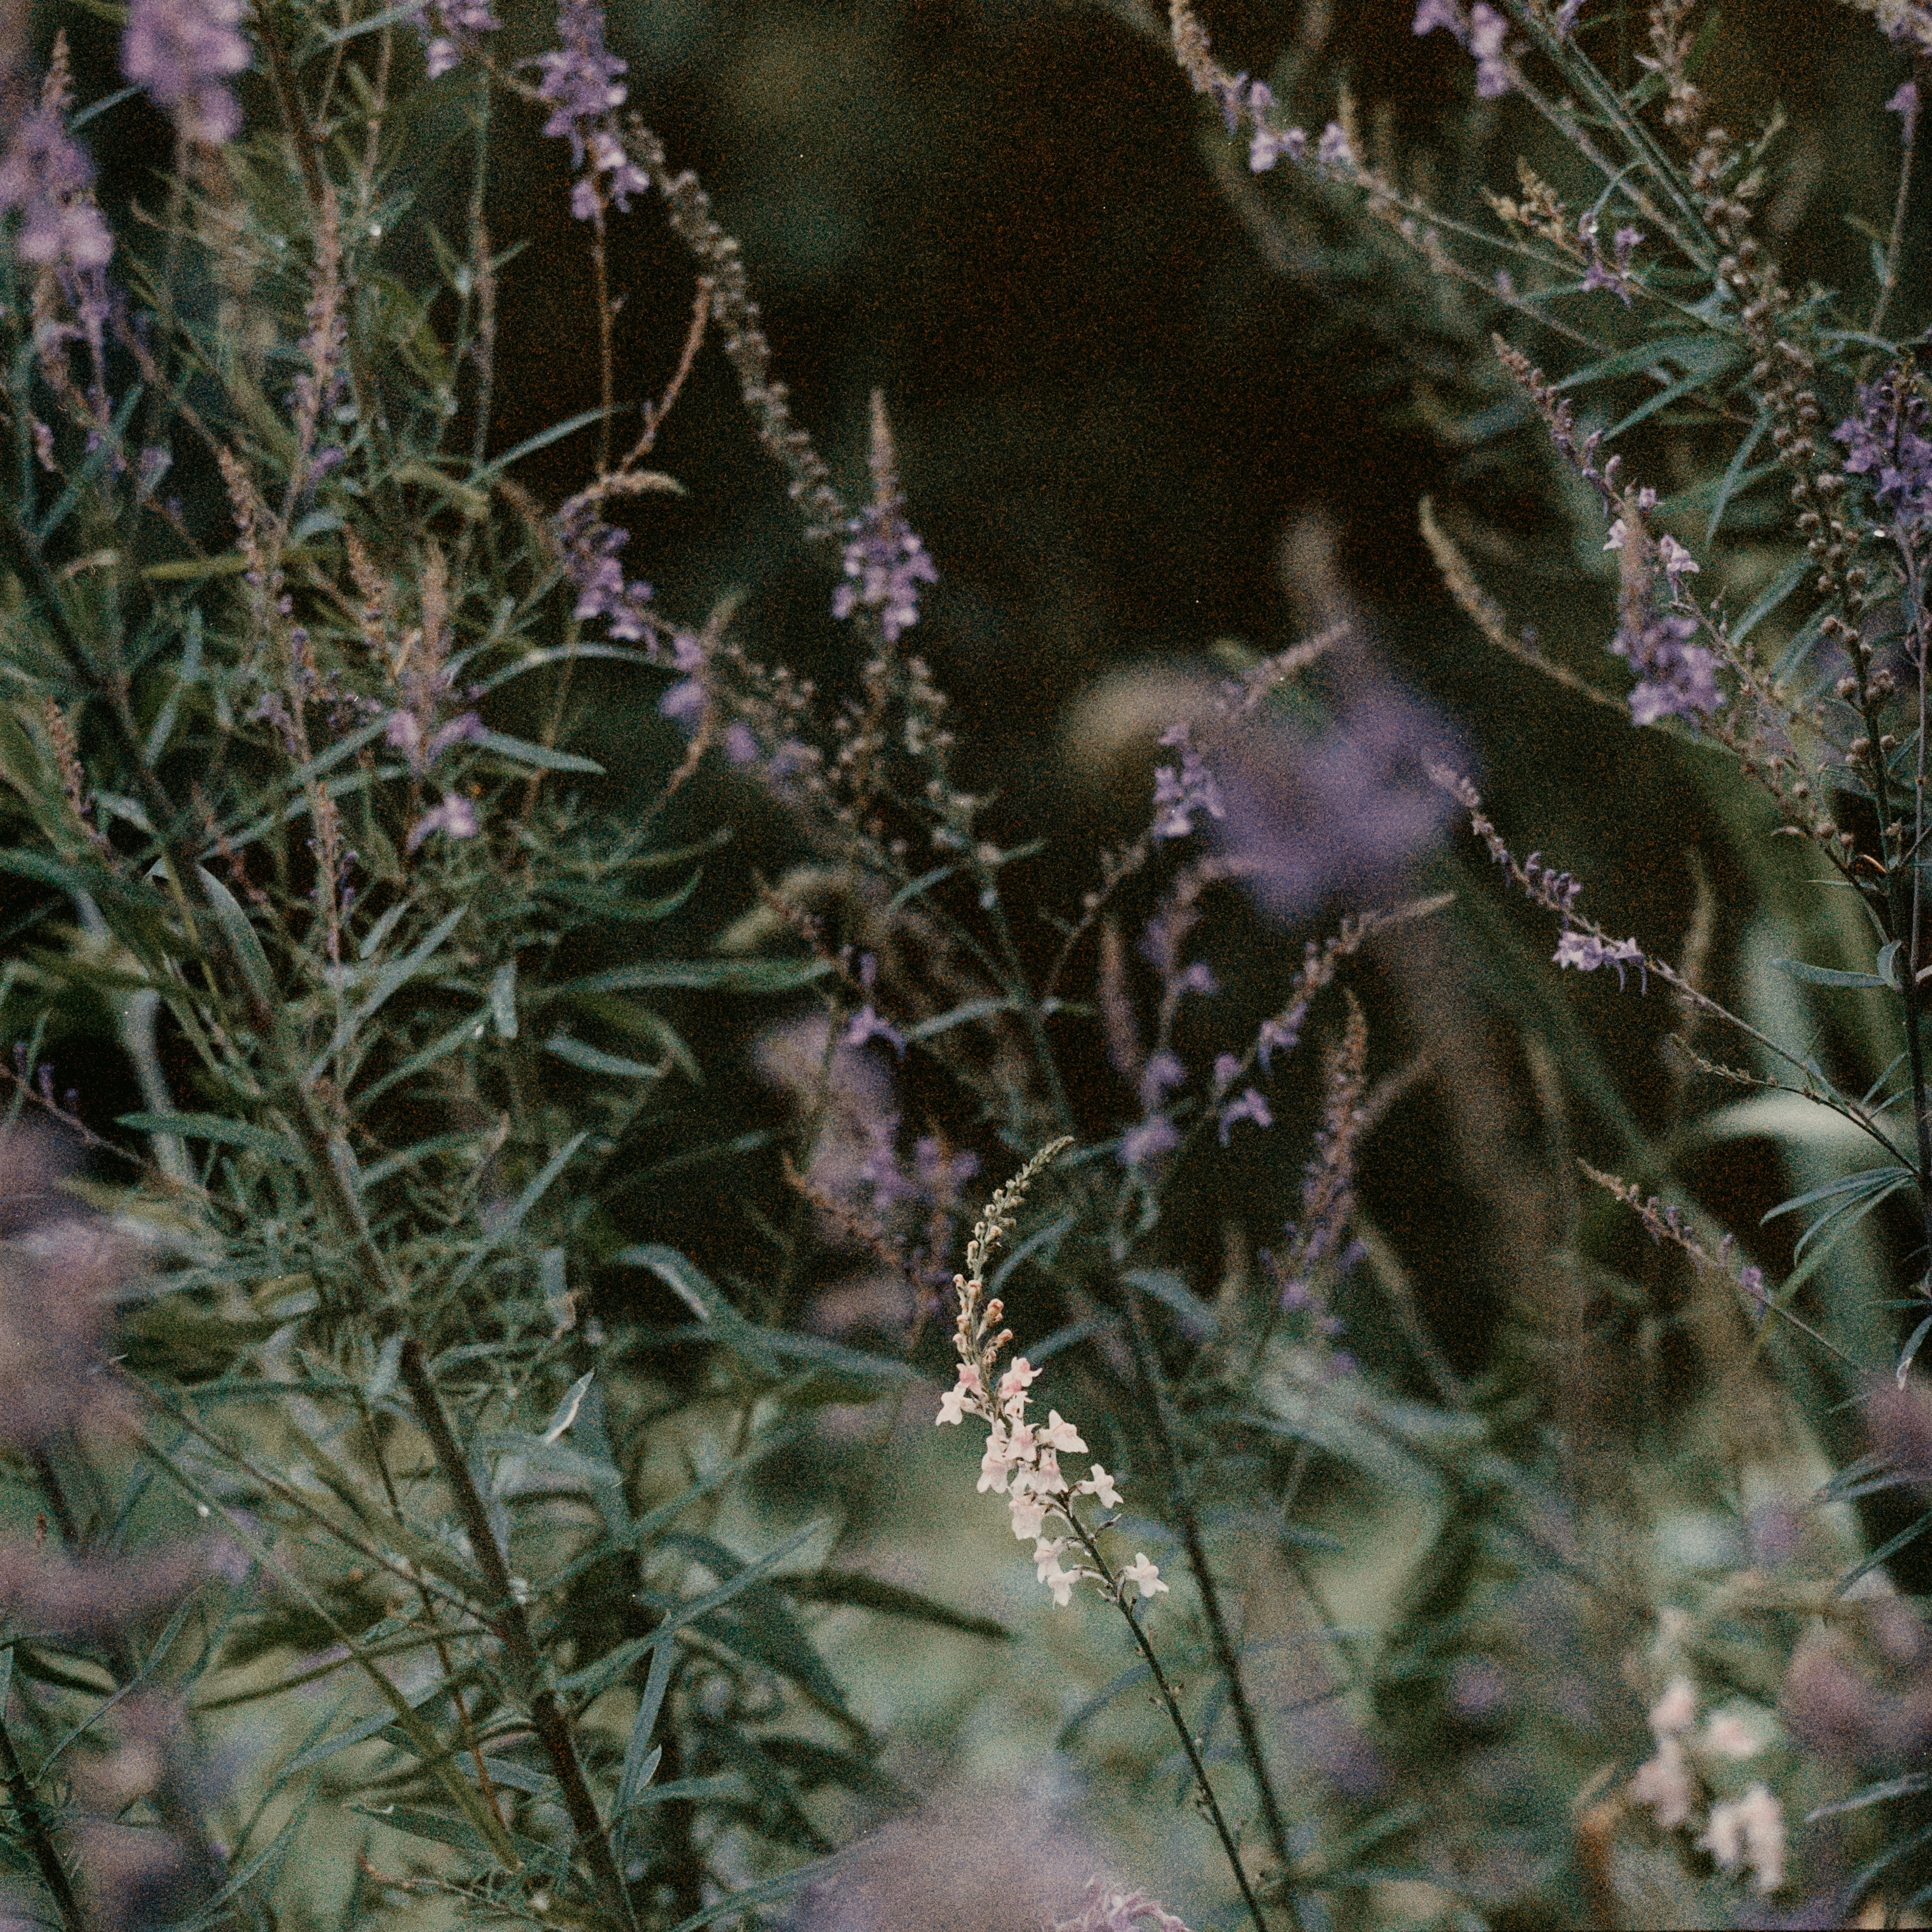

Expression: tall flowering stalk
xmin=937 ymin=1141 xmax=1290 ymax=1932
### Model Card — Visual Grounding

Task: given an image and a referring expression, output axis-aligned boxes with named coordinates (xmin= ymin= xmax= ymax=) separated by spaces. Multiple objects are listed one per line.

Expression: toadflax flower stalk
xmin=937 ymin=1141 xmax=1284 ymax=1932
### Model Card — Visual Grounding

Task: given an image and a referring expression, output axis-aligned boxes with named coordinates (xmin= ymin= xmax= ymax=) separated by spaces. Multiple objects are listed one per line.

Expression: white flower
xmin=1120 ymin=1552 xmax=1169 ymax=1601
xmin=1040 ymin=1557 xmax=1078 ymax=1607
xmin=1649 ymin=1675 xmax=1697 ymax=1738
xmin=937 ymin=1363 xmax=982 ymax=1427
xmin=1603 ymin=517 xmax=1630 ymax=551
xmin=1039 ymin=1410 xmax=1088 ymax=1454
xmin=998 ymin=1357 xmax=1040 ymax=1401
xmin=1080 ymin=1465 xmax=1122 ymax=1509
xmin=1627 ymin=1737 xmax=1693 ymax=1829
xmin=1699 ymin=1782 xmax=1785 ymax=1894
xmin=1033 ymin=1535 xmax=1070 ymax=1580
xmin=977 ymin=1428 xmax=1016 ymax=1494
xmin=1699 ymin=1710 xmax=1762 ymax=1760
xmin=1010 ymin=1491 xmax=1050 ymax=1540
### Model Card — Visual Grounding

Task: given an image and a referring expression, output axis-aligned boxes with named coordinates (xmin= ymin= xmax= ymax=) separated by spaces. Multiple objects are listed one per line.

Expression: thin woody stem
xmin=1061 ymin=1505 xmax=1286 ymax=1932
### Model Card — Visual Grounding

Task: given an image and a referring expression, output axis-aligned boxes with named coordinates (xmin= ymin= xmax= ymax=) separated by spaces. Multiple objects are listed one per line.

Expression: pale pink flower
xmin=1699 ymin=1710 xmax=1762 ymax=1760
xmin=1649 ymin=1676 xmax=1697 ymax=1737
xmin=937 ymin=1363 xmax=982 ymax=1427
xmin=998 ymin=1357 xmax=1040 ymax=1401
xmin=1041 ymin=1559 xmax=1078 ymax=1607
xmin=1699 ymin=1782 xmax=1785 ymax=1894
xmin=1040 ymin=1410 xmax=1088 ymax=1454
xmin=1120 ymin=1553 xmax=1169 ymax=1601
xmin=1627 ymin=1737 xmax=1693 ymax=1828
xmin=1081 ymin=1466 xmax=1122 ymax=1509
xmin=1010 ymin=1492 xmax=1050 ymax=1540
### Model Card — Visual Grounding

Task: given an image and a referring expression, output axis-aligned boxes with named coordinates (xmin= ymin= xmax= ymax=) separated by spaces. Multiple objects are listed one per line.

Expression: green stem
xmin=0 ymin=1705 xmax=83 ymax=1932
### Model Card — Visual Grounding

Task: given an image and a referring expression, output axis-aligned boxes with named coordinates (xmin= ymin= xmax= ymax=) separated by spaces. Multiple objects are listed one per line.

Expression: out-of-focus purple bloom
xmin=122 ymin=0 xmax=250 ymax=144
xmin=0 ymin=103 xmax=113 ymax=273
xmin=1249 ymin=122 xmax=1306 ymax=171
xmin=1580 ymin=216 xmax=1644 ymax=305
xmin=557 ymin=492 xmax=654 ymax=639
xmin=537 ymin=0 xmax=628 ymax=166
xmin=1836 ymin=371 xmax=1932 ymax=539
xmin=425 ymin=710 xmax=484 ymax=760
xmin=834 ymin=505 xmax=938 ymax=644
xmin=1553 ymin=929 xmax=1647 ymax=989
xmin=1120 ymin=1114 xmax=1179 ymax=1171
xmin=659 ymin=678 xmax=707 ymax=724
xmin=1212 ymin=1052 xmax=1241 ymax=1095
xmin=1149 ymin=722 xmax=1225 ymax=841
xmin=405 ymin=794 xmax=479 ymax=853
xmin=845 ymin=1005 xmax=906 ymax=1057
xmin=1412 ymin=0 xmax=1467 ymax=41
xmin=1891 ymin=79 xmax=1921 ymax=145
xmin=1218 ymin=1087 xmax=1272 ymax=1144
xmin=722 ymin=721 xmax=759 ymax=765
xmin=1205 ymin=684 xmax=1460 ymax=924
xmin=1611 ymin=609 xmax=1718 ymax=726
xmin=1208 ymin=69 xmax=1249 ymax=134
xmin=1554 ymin=0 xmax=1585 ymax=36
xmin=1316 ymin=122 xmax=1354 ymax=171
xmin=1178 ymin=960 xmax=1218 ymax=997
xmin=1468 ymin=3 xmax=1510 ymax=96
xmin=914 ymin=1136 xmax=980 ymax=1199
xmin=1139 ymin=1051 xmax=1186 ymax=1111
xmin=412 ymin=0 xmax=500 ymax=79
xmin=1257 ymin=1014 xmax=1300 ymax=1071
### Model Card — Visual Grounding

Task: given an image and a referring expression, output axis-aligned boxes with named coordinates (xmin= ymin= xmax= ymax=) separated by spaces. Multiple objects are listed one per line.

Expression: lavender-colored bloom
xmin=1120 ymin=1114 xmax=1179 ymax=1171
xmin=537 ymin=0 xmax=628 ymax=166
xmin=722 ymin=721 xmax=759 ymax=766
xmin=122 ymin=0 xmax=250 ymax=145
xmin=412 ymin=0 xmax=500 ymax=79
xmin=557 ymin=492 xmax=654 ymax=639
xmin=1835 ymin=373 xmax=1932 ymax=538
xmin=1412 ymin=0 xmax=1467 ymax=41
xmin=1218 ymin=1087 xmax=1273 ymax=1144
xmin=1468 ymin=3 xmax=1510 ymax=96
xmin=1553 ymin=929 xmax=1647 ymax=989
xmin=1891 ymin=79 xmax=1921 ymax=145
xmin=1256 ymin=1014 xmax=1300 ymax=1070
xmin=1212 ymin=1051 xmax=1241 ymax=1095
xmin=1579 ymin=216 xmax=1644 ymax=305
xmin=405 ymin=794 xmax=479 ymax=853
xmin=845 ymin=1005 xmax=906 ymax=1057
xmin=1249 ymin=122 xmax=1306 ymax=172
xmin=1139 ymin=1050 xmax=1186 ymax=1111
xmin=1611 ymin=609 xmax=1718 ymax=726
xmin=1148 ymin=721 xmax=1225 ymax=840
xmin=834 ymin=503 xmax=939 ymax=644
xmin=1178 ymin=960 xmax=1218 ymax=997
xmin=1553 ymin=0 xmax=1585 ymax=36
xmin=1316 ymin=122 xmax=1354 ymax=172
xmin=425 ymin=710 xmax=484 ymax=760
xmin=1208 ymin=69 xmax=1249 ymax=134
xmin=0 ymin=105 xmax=113 ymax=273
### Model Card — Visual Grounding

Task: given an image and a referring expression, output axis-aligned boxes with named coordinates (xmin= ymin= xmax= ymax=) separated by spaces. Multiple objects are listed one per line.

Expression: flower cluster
xmin=1413 ymin=0 xmax=1512 ymax=99
xmin=1579 ymin=212 xmax=1644 ymax=305
xmin=1835 ymin=368 xmax=1932 ymax=542
xmin=1147 ymin=721 xmax=1225 ymax=841
xmin=1553 ymin=928 xmax=1647 ymax=989
xmin=1627 ymin=1675 xmax=1786 ymax=1895
xmin=410 ymin=0 xmax=501 ymax=80
xmin=937 ymin=1143 xmax=1167 ymax=1610
xmin=0 ymin=61 xmax=113 ymax=276
xmin=537 ymin=0 xmax=648 ymax=219
xmin=833 ymin=395 xmax=938 ymax=646
xmin=557 ymin=487 xmax=654 ymax=641
xmin=122 ymin=0 xmax=251 ymax=146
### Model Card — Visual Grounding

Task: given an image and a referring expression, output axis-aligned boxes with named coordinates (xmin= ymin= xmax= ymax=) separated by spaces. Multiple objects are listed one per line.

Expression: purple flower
xmin=1178 ymin=960 xmax=1219 ymax=998
xmin=1468 ymin=3 xmax=1510 ymax=96
xmin=412 ymin=0 xmax=500 ymax=79
xmin=1579 ymin=216 xmax=1644 ymax=305
xmin=1257 ymin=1014 xmax=1300 ymax=1071
xmin=1249 ymin=122 xmax=1306 ymax=172
xmin=1553 ymin=929 xmax=1647 ymax=990
xmin=1835 ymin=372 xmax=1932 ymax=539
xmin=0 ymin=105 xmax=113 ymax=274
xmin=1212 ymin=1052 xmax=1241 ymax=1095
xmin=537 ymin=0 xmax=628 ymax=167
xmin=405 ymin=794 xmax=479 ymax=853
xmin=556 ymin=492 xmax=653 ymax=639
xmin=1611 ymin=609 xmax=1718 ymax=726
xmin=1139 ymin=1050 xmax=1186 ymax=1111
xmin=1554 ymin=0 xmax=1585 ymax=36
xmin=722 ymin=721 xmax=759 ymax=765
xmin=1148 ymin=722 xmax=1225 ymax=841
xmin=1891 ymin=79 xmax=1921 ymax=146
xmin=1412 ymin=0 xmax=1467 ymax=41
xmin=1316 ymin=122 xmax=1354 ymax=172
xmin=122 ymin=0 xmax=250 ymax=145
xmin=845 ymin=1006 xmax=906 ymax=1057
xmin=1208 ymin=69 xmax=1249 ymax=134
xmin=833 ymin=505 xmax=938 ymax=644
xmin=1218 ymin=1087 xmax=1273 ymax=1144
xmin=1120 ymin=1114 xmax=1179 ymax=1172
